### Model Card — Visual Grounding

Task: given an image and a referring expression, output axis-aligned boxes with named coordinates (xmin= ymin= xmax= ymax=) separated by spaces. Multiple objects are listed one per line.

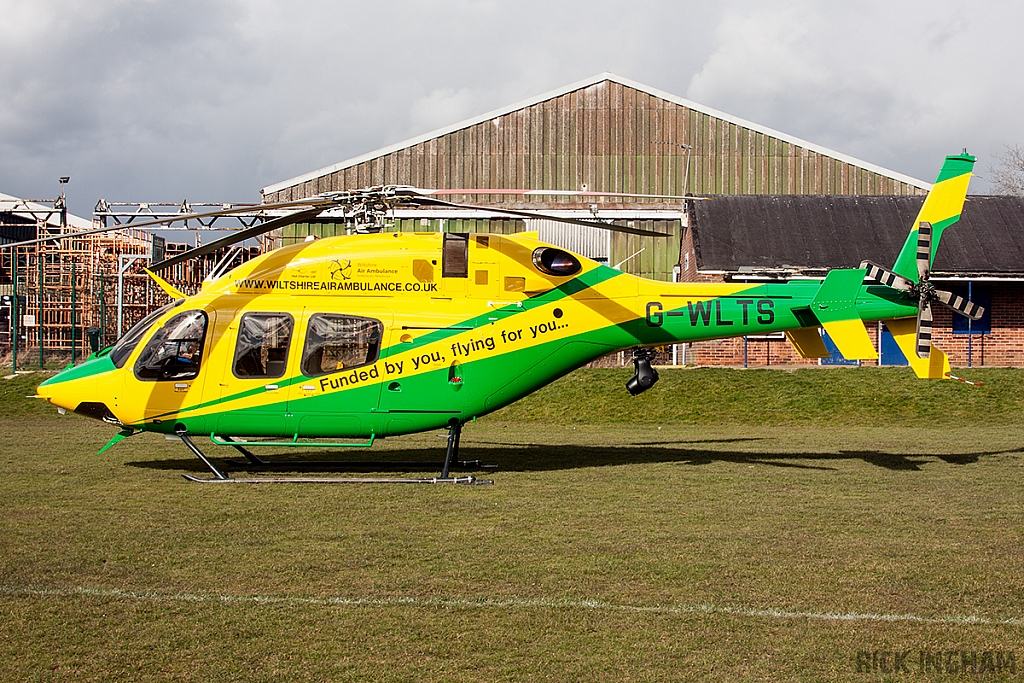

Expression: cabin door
xmin=285 ymin=307 xmax=389 ymax=439
xmin=133 ymin=308 xmax=215 ymax=429
xmin=214 ymin=310 xmax=296 ymax=437
xmin=376 ymin=319 xmax=462 ymax=436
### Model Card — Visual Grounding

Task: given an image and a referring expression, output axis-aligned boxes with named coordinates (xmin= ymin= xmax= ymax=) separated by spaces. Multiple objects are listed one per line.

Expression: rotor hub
xmin=911 ymin=280 xmax=937 ymax=302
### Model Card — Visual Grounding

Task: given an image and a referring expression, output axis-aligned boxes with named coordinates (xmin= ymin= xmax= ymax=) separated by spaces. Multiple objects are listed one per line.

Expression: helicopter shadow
xmin=456 ymin=442 xmax=1010 ymax=472
xmin=124 ymin=439 xmax=1021 ymax=475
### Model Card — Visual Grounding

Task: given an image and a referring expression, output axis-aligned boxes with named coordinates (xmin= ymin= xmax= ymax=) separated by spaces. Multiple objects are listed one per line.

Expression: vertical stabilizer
xmin=884 ymin=318 xmax=951 ymax=379
xmin=891 ymin=153 xmax=975 ymax=281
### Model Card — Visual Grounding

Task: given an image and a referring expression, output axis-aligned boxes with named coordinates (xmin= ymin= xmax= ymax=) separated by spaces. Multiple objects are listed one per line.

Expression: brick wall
xmin=685 ymin=282 xmax=1023 ymax=368
xmin=689 ymin=336 xmax=823 ymax=367
xmin=615 ymin=224 xmax=1022 ymax=368
xmin=929 ymin=283 xmax=1024 ymax=367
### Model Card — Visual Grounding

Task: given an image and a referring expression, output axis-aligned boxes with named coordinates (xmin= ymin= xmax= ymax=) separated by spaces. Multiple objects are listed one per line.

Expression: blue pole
xmin=11 ymin=256 xmax=17 ymax=374
xmin=967 ymin=281 xmax=973 ymax=368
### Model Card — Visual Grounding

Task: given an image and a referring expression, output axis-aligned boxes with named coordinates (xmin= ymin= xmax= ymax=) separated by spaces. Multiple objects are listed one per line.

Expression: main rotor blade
xmin=860 ymin=260 xmax=914 ymax=291
xmin=935 ymin=289 xmax=986 ymax=320
xmin=916 ymin=221 xmax=932 ymax=283
xmin=412 ymin=188 xmax=706 ymax=201
xmin=0 ymin=196 xmax=331 ymax=251
xmin=916 ymin=298 xmax=934 ymax=359
xmin=405 ymin=196 xmax=675 ymax=237
xmin=149 ymin=206 xmax=325 ymax=272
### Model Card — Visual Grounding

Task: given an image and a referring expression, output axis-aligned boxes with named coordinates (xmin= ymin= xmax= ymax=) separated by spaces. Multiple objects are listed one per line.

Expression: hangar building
xmin=263 ymin=73 xmax=1018 ymax=367
xmin=263 ymin=73 xmax=926 ymax=279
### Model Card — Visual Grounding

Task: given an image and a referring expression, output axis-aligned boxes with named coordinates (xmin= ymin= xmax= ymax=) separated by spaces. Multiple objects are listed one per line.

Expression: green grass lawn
xmin=2 ymin=368 xmax=1024 ymax=681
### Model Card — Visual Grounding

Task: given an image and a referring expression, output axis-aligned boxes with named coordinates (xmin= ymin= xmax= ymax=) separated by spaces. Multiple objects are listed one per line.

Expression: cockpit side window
xmin=232 ymin=313 xmax=294 ymax=379
xmin=134 ymin=310 xmax=209 ymax=381
xmin=301 ymin=314 xmax=382 ymax=377
xmin=110 ymin=300 xmax=183 ymax=368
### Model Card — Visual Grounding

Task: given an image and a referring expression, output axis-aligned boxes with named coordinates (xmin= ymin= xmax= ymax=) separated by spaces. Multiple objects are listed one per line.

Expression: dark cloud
xmin=686 ymin=1 xmax=1024 ymax=184
xmin=0 ymin=0 xmax=1018 ymax=219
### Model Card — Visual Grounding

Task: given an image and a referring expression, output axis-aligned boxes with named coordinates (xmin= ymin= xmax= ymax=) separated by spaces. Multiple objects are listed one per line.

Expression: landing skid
xmin=177 ymin=421 xmax=494 ymax=485
xmin=222 ymin=458 xmax=498 ymax=471
xmin=181 ymin=474 xmax=483 ymax=485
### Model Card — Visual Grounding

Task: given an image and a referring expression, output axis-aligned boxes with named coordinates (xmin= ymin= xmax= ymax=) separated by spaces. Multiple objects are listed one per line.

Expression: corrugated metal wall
xmin=265 ymin=79 xmax=925 ymax=205
xmin=532 ymin=220 xmax=609 ymax=261
xmin=609 ymin=221 xmax=681 ymax=282
xmin=268 ymin=78 xmax=923 ymax=280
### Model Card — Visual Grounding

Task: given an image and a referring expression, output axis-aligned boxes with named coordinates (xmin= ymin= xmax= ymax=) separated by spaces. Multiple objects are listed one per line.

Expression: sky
xmin=1 ymin=0 xmax=1022 ymax=220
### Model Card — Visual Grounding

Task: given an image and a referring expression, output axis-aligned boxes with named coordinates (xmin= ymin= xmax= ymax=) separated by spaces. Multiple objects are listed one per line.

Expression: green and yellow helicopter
xmin=29 ymin=153 xmax=982 ymax=484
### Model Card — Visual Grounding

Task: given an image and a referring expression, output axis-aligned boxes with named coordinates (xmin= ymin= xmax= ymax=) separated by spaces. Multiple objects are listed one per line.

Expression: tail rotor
xmin=860 ymin=222 xmax=985 ymax=358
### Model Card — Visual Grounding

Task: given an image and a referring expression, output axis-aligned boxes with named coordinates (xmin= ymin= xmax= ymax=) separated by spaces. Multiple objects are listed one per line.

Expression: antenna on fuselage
xmin=613 ymin=248 xmax=645 ymax=270
xmin=205 ymin=245 xmax=243 ymax=284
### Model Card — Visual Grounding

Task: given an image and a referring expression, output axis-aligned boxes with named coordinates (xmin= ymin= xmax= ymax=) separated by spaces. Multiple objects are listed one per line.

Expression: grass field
xmin=2 ymin=367 xmax=1024 ymax=681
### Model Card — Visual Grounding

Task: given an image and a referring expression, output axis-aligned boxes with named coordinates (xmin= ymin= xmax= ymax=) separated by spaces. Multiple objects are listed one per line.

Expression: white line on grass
xmin=3 ymin=585 xmax=1021 ymax=626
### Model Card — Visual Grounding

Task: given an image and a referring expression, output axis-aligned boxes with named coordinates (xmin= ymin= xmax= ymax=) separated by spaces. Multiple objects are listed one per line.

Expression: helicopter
xmin=24 ymin=153 xmax=982 ymax=484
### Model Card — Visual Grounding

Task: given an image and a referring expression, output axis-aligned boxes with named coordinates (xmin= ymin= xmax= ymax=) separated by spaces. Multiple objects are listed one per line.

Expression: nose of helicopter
xmin=36 ymin=373 xmax=82 ymax=413
xmin=36 ymin=355 xmax=121 ymax=422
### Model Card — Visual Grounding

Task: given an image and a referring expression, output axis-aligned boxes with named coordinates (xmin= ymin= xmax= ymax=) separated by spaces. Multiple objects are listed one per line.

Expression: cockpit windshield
xmin=109 ymin=300 xmax=183 ymax=368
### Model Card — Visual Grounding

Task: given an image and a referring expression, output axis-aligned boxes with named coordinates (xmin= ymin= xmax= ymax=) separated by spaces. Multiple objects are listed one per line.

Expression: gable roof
xmin=263 ymin=73 xmax=928 ymax=196
xmin=0 ymin=192 xmax=92 ymax=230
xmin=1 ymin=193 xmax=93 ymax=247
xmin=690 ymin=195 xmax=1024 ymax=277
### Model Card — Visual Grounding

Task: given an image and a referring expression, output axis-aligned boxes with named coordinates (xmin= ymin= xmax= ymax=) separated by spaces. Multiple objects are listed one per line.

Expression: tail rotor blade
xmin=916 ymin=221 xmax=933 ymax=282
xmin=916 ymin=298 xmax=934 ymax=359
xmin=859 ymin=260 xmax=914 ymax=291
xmin=935 ymin=289 xmax=986 ymax=320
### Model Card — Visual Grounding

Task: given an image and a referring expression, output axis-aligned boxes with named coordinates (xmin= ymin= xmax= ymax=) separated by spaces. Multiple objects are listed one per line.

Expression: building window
xmin=949 ymin=284 xmax=991 ymax=335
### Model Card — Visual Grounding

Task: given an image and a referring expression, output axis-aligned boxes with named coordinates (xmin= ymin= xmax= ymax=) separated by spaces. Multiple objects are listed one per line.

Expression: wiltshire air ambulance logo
xmin=328 ymin=259 xmax=352 ymax=281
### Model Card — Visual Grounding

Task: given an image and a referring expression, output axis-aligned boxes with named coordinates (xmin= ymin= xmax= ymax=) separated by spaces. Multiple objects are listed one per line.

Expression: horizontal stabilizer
xmin=820 ymin=319 xmax=878 ymax=360
xmin=885 ymin=318 xmax=950 ymax=379
xmin=810 ymin=268 xmax=877 ymax=360
xmin=811 ymin=268 xmax=868 ymax=322
xmin=785 ymin=328 xmax=830 ymax=359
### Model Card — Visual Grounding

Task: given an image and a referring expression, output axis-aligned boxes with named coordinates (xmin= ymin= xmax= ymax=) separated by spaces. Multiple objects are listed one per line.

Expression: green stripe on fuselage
xmin=38 ymin=355 xmax=117 ymax=386
xmin=638 ymin=281 xmax=916 ymax=345
xmin=379 ymin=265 xmax=626 ymax=358
xmin=135 ymin=266 xmax=625 ymax=428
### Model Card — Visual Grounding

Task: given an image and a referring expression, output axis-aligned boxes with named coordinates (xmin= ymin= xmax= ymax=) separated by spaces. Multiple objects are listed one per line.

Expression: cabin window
xmin=134 ymin=310 xmax=209 ymax=381
xmin=301 ymin=314 xmax=383 ymax=377
xmin=110 ymin=299 xmax=183 ymax=368
xmin=232 ymin=313 xmax=294 ymax=379
xmin=442 ymin=232 xmax=469 ymax=278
